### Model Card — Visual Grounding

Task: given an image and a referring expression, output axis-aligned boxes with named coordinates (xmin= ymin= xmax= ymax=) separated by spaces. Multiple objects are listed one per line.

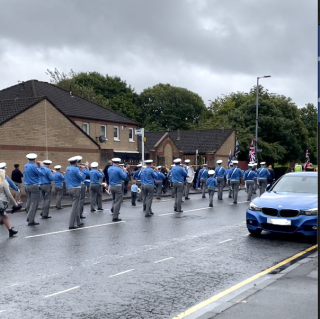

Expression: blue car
xmin=246 ymin=172 xmax=318 ymax=236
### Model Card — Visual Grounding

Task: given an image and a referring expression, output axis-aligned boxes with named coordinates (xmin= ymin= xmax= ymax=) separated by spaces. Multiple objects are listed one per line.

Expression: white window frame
xmin=129 ymin=128 xmax=134 ymax=142
xmin=82 ymin=122 xmax=89 ymax=135
xmin=114 ymin=126 xmax=120 ymax=141
xmin=101 ymin=125 xmax=107 ymax=139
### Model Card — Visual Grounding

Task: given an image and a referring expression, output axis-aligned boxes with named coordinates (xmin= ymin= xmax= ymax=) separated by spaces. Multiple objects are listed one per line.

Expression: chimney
xmin=177 ymin=129 xmax=180 ymax=140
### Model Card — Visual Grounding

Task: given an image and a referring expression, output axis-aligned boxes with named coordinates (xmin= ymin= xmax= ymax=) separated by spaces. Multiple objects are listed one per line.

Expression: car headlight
xmin=249 ymin=202 xmax=261 ymax=211
xmin=300 ymin=208 xmax=318 ymax=216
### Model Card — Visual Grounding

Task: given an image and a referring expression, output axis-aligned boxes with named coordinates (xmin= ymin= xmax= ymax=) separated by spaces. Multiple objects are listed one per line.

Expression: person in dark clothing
xmin=11 ymin=164 xmax=23 ymax=203
xmin=305 ymin=163 xmax=315 ymax=172
xmin=123 ymin=165 xmax=132 ymax=195
xmin=267 ymin=165 xmax=276 ymax=186
xmin=103 ymin=161 xmax=112 ymax=191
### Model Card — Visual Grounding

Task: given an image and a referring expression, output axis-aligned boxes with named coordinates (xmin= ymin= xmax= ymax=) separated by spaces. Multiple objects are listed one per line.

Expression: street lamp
xmin=255 ymin=75 xmax=271 ymax=163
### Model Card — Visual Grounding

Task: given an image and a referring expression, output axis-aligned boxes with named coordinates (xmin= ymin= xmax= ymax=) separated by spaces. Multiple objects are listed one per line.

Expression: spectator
xmin=305 ymin=163 xmax=315 ymax=172
xmin=11 ymin=164 xmax=23 ymax=204
xmin=267 ymin=165 xmax=275 ymax=185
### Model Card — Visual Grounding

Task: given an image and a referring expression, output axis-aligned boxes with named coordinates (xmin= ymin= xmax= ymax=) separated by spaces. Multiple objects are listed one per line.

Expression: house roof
xmin=0 ymin=80 xmax=138 ymax=125
xmin=0 ymin=96 xmax=100 ymax=148
xmin=142 ymin=129 xmax=234 ymax=154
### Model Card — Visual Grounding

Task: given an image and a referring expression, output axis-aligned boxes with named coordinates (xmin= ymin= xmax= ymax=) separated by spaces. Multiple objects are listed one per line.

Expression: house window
xmin=129 ymin=128 xmax=134 ymax=142
xmin=82 ymin=123 xmax=89 ymax=134
xmin=114 ymin=126 xmax=120 ymax=141
xmin=101 ymin=125 xmax=107 ymax=139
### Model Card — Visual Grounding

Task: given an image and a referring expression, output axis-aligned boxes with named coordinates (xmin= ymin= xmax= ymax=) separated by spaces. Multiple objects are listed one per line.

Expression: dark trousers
xmin=131 ymin=192 xmax=137 ymax=205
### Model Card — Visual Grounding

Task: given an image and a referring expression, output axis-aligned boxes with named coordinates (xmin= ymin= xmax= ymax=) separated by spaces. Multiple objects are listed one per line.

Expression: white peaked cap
xmin=248 ymin=164 xmax=253 ymax=167
xmin=75 ymin=155 xmax=82 ymax=161
xmin=137 ymin=164 xmax=142 ymax=167
xmin=157 ymin=166 xmax=162 ymax=169
xmin=91 ymin=162 xmax=98 ymax=167
xmin=119 ymin=163 xmax=124 ymax=166
xmin=208 ymin=170 xmax=215 ymax=175
xmin=260 ymin=162 xmax=266 ymax=165
xmin=43 ymin=160 xmax=52 ymax=164
xmin=145 ymin=160 xmax=153 ymax=164
xmin=171 ymin=164 xmax=174 ymax=167
xmin=203 ymin=163 xmax=208 ymax=166
xmin=232 ymin=160 xmax=238 ymax=164
xmin=54 ymin=165 xmax=61 ymax=169
xmin=0 ymin=162 xmax=6 ymax=169
xmin=68 ymin=156 xmax=78 ymax=162
xmin=217 ymin=160 xmax=223 ymax=164
xmin=184 ymin=159 xmax=190 ymax=163
xmin=174 ymin=158 xmax=181 ymax=163
xmin=111 ymin=158 xmax=121 ymax=163
xmin=26 ymin=153 xmax=37 ymax=159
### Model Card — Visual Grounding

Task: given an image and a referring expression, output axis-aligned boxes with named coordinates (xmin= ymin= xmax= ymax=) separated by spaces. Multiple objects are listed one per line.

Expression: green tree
xmin=198 ymin=86 xmax=309 ymax=165
xmin=299 ymin=103 xmax=318 ymax=164
xmin=46 ymin=68 xmax=139 ymax=120
xmin=138 ymin=83 xmax=208 ymax=131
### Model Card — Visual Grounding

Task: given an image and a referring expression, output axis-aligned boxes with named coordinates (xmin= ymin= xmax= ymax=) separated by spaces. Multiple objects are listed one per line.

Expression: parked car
xmin=246 ymin=172 xmax=318 ymax=236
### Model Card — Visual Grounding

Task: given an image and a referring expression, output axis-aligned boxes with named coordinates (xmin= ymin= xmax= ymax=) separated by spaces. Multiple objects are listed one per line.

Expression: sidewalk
xmin=182 ymin=251 xmax=318 ymax=319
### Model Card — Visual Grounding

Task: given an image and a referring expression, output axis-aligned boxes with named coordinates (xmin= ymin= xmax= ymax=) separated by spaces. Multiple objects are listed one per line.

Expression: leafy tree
xmin=46 ymin=68 xmax=139 ymax=120
xmin=138 ymin=83 xmax=208 ymax=131
xmin=198 ymin=86 xmax=309 ymax=165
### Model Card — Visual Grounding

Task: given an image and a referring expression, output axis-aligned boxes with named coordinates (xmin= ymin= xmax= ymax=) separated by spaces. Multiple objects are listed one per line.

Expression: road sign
xmin=256 ymin=149 xmax=262 ymax=152
xmin=135 ymin=128 xmax=142 ymax=136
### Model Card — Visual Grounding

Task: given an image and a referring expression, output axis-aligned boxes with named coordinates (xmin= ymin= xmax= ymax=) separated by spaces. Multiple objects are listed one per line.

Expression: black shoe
xmin=9 ymin=227 xmax=18 ymax=237
xmin=42 ymin=215 xmax=52 ymax=219
xmin=11 ymin=204 xmax=22 ymax=213
xmin=145 ymin=214 xmax=151 ymax=217
xmin=40 ymin=213 xmax=43 ymax=216
xmin=156 ymin=198 xmax=160 ymax=200
xmin=209 ymin=204 xmax=213 ymax=207
xmin=233 ymin=202 xmax=237 ymax=204
xmin=228 ymin=196 xmax=232 ymax=198
xmin=112 ymin=218 xmax=122 ymax=222
xmin=185 ymin=198 xmax=190 ymax=200
xmin=26 ymin=218 xmax=29 ymax=222
xmin=28 ymin=222 xmax=39 ymax=226
xmin=202 ymin=196 xmax=206 ymax=198
xmin=78 ymin=223 xmax=85 ymax=227
xmin=150 ymin=212 xmax=154 ymax=215
xmin=80 ymin=215 xmax=86 ymax=219
xmin=176 ymin=210 xmax=183 ymax=213
xmin=97 ymin=208 xmax=104 ymax=211
xmin=132 ymin=203 xmax=136 ymax=206
xmin=56 ymin=207 xmax=64 ymax=210
xmin=69 ymin=226 xmax=79 ymax=229
xmin=111 ymin=208 xmax=114 ymax=213
xmin=174 ymin=208 xmax=177 ymax=211
xmin=91 ymin=209 xmax=96 ymax=212
xmin=143 ymin=205 xmax=146 ymax=211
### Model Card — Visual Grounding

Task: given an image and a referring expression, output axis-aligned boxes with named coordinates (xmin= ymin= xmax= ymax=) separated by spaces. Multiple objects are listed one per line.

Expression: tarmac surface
xmin=0 ymin=188 xmax=317 ymax=319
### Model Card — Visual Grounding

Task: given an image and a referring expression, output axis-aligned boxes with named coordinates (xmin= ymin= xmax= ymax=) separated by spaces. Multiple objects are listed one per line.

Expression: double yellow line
xmin=172 ymin=244 xmax=317 ymax=319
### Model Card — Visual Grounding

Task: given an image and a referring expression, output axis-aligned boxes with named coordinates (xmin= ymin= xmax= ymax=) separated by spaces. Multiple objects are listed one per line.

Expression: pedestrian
xmin=11 ymin=164 xmax=23 ymax=204
xmin=184 ymin=159 xmax=194 ymax=200
xmin=171 ymin=158 xmax=187 ymax=213
xmin=24 ymin=153 xmax=46 ymax=226
xmin=141 ymin=160 xmax=157 ymax=217
xmin=197 ymin=164 xmax=209 ymax=198
xmin=0 ymin=163 xmax=19 ymax=193
xmin=131 ymin=180 xmax=138 ymax=206
xmin=294 ymin=161 xmax=303 ymax=172
xmin=103 ymin=160 xmax=112 ymax=191
xmin=267 ymin=165 xmax=275 ymax=186
xmin=168 ymin=165 xmax=175 ymax=198
xmin=154 ymin=166 xmax=166 ymax=199
xmin=243 ymin=164 xmax=257 ymax=201
xmin=226 ymin=162 xmax=234 ymax=198
xmin=65 ymin=156 xmax=86 ymax=229
xmin=229 ymin=160 xmax=243 ymax=204
xmin=89 ymin=162 xmax=104 ymax=212
xmin=0 ymin=169 xmax=19 ymax=237
xmin=53 ymin=165 xmax=65 ymax=210
xmin=257 ymin=162 xmax=270 ymax=195
xmin=206 ymin=170 xmax=217 ymax=207
xmin=133 ymin=164 xmax=143 ymax=202
xmin=123 ymin=164 xmax=131 ymax=195
xmin=305 ymin=163 xmax=315 ymax=172
xmin=39 ymin=160 xmax=55 ymax=219
xmin=75 ymin=156 xmax=88 ymax=220
xmin=215 ymin=160 xmax=226 ymax=200
xmin=108 ymin=158 xmax=127 ymax=222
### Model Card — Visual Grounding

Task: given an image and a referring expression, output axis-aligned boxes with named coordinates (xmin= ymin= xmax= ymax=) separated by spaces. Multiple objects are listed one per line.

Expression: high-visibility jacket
xmin=294 ymin=164 xmax=302 ymax=172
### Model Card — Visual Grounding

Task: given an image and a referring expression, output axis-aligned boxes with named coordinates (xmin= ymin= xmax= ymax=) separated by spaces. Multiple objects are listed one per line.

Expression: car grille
xmin=261 ymin=223 xmax=298 ymax=233
xmin=280 ymin=209 xmax=300 ymax=218
xmin=261 ymin=207 xmax=278 ymax=217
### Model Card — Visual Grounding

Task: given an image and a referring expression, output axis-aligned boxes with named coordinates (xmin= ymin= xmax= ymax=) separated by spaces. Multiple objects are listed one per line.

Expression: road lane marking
xmin=8 ymin=283 xmax=18 ymax=287
xmin=154 ymin=257 xmax=175 ymax=263
xmin=192 ymin=247 xmax=207 ymax=252
xmin=25 ymin=221 xmax=125 ymax=238
xmin=230 ymin=201 xmax=249 ymax=205
xmin=172 ymin=244 xmax=318 ymax=319
xmin=0 ymin=310 xmax=5 ymax=313
xmin=44 ymin=286 xmax=80 ymax=298
xmin=159 ymin=213 xmax=176 ymax=216
xmin=109 ymin=269 xmax=134 ymax=278
xmin=184 ymin=207 xmax=210 ymax=213
xmin=218 ymin=239 xmax=233 ymax=244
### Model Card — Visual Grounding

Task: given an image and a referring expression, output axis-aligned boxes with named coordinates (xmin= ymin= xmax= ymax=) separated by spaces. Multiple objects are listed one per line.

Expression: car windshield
xmin=272 ymin=175 xmax=318 ymax=194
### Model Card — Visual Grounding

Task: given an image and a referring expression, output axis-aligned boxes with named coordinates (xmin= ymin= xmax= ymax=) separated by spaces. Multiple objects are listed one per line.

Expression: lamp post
xmin=255 ymin=75 xmax=271 ymax=163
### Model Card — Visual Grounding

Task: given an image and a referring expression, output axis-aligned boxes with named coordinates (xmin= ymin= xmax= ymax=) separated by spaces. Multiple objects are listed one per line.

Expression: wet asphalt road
xmin=0 ymin=191 xmax=316 ymax=319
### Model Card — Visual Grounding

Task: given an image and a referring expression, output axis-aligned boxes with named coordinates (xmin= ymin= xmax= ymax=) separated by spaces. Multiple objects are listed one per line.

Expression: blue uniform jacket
xmin=65 ymin=165 xmax=85 ymax=188
xmin=6 ymin=176 xmax=18 ymax=191
xmin=133 ymin=169 xmax=142 ymax=181
xmin=23 ymin=163 xmax=45 ymax=185
xmin=90 ymin=169 xmax=104 ymax=184
xmin=54 ymin=172 xmax=65 ymax=187
xmin=40 ymin=166 xmax=55 ymax=185
xmin=141 ymin=167 xmax=157 ymax=186
xmin=215 ymin=166 xmax=226 ymax=178
xmin=108 ymin=166 xmax=127 ymax=185
xmin=257 ymin=167 xmax=270 ymax=179
xmin=243 ymin=169 xmax=257 ymax=181
xmin=171 ymin=165 xmax=187 ymax=183
xmin=206 ymin=177 xmax=218 ymax=188
xmin=228 ymin=167 xmax=243 ymax=181
xmin=154 ymin=171 xmax=166 ymax=181
xmin=198 ymin=168 xmax=209 ymax=180
xmin=167 ymin=169 xmax=173 ymax=180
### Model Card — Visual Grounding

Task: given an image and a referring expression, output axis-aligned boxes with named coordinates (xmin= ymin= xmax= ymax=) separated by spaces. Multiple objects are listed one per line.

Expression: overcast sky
xmin=0 ymin=0 xmax=317 ymax=108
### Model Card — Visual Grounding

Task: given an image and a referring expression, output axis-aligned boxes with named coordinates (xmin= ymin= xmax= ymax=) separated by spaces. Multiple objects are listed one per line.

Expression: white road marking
xmin=159 ymin=213 xmax=175 ymax=216
xmin=219 ymin=239 xmax=233 ymax=244
xmin=8 ymin=283 xmax=18 ymax=287
xmin=109 ymin=269 xmax=134 ymax=278
xmin=25 ymin=221 xmax=125 ymax=238
xmin=44 ymin=286 xmax=80 ymax=298
xmin=184 ymin=207 xmax=210 ymax=213
xmin=0 ymin=310 xmax=5 ymax=313
xmin=154 ymin=257 xmax=175 ymax=263
xmin=230 ymin=201 xmax=249 ymax=205
xmin=243 ymin=234 xmax=250 ymax=236
xmin=192 ymin=247 xmax=207 ymax=252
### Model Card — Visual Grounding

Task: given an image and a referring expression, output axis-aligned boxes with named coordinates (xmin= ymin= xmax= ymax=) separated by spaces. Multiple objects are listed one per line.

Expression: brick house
xmin=0 ymin=80 xmax=140 ymax=170
xmin=142 ymin=129 xmax=235 ymax=168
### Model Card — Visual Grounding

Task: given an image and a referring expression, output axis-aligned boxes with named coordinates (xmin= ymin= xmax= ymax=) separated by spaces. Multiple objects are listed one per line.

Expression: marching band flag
xmin=304 ymin=149 xmax=310 ymax=171
xmin=228 ymin=150 xmax=233 ymax=167
xmin=249 ymin=138 xmax=256 ymax=163
xmin=234 ymin=139 xmax=240 ymax=159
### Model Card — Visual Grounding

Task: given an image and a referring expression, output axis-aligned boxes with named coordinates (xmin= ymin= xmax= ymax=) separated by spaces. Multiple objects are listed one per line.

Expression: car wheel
xmin=248 ymin=228 xmax=262 ymax=236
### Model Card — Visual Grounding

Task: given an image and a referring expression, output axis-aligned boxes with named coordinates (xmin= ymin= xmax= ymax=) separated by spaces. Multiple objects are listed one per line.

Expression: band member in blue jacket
xmin=171 ymin=158 xmax=187 ymax=213
xmin=89 ymin=162 xmax=104 ymax=212
xmin=228 ymin=160 xmax=243 ymax=204
xmin=243 ymin=164 xmax=257 ymax=201
xmin=53 ymin=165 xmax=65 ymax=210
xmin=197 ymin=164 xmax=209 ymax=198
xmin=206 ymin=170 xmax=218 ymax=207
xmin=257 ymin=162 xmax=270 ymax=195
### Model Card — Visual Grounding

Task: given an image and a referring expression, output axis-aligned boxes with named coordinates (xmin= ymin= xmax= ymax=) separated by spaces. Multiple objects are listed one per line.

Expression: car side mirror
xmin=266 ymin=184 xmax=271 ymax=191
